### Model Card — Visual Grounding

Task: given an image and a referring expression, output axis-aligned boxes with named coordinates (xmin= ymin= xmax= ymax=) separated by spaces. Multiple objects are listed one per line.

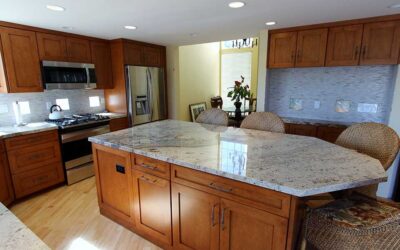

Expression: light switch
xmin=0 ymin=104 xmax=8 ymax=114
xmin=314 ymin=100 xmax=320 ymax=109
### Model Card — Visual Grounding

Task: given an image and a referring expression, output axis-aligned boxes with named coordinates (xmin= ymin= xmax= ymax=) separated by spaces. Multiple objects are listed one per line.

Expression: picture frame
xmin=189 ymin=102 xmax=207 ymax=122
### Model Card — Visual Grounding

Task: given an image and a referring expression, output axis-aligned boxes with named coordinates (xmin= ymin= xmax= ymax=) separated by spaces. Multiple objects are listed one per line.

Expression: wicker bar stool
xmin=240 ymin=112 xmax=285 ymax=133
xmin=304 ymin=122 xmax=400 ymax=250
xmin=196 ymin=108 xmax=229 ymax=126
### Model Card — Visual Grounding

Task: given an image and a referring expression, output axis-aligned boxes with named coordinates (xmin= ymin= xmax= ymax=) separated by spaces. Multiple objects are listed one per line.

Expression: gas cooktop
xmin=46 ymin=113 xmax=110 ymax=129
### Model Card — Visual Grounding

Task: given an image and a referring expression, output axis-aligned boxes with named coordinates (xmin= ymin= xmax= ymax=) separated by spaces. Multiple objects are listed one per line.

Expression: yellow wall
xmin=166 ymin=46 xmax=180 ymax=119
xmin=178 ymin=42 xmax=220 ymax=121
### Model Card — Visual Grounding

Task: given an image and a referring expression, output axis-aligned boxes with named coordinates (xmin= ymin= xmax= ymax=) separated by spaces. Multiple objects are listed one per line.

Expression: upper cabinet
xmin=360 ymin=21 xmax=400 ymax=65
xmin=268 ymin=18 xmax=400 ymax=68
xmin=37 ymin=33 xmax=67 ymax=61
xmin=143 ymin=46 xmax=162 ymax=67
xmin=268 ymin=32 xmax=297 ymax=68
xmin=66 ymin=37 xmax=91 ymax=62
xmin=295 ymin=28 xmax=328 ymax=67
xmin=326 ymin=24 xmax=363 ymax=66
xmin=91 ymin=41 xmax=113 ymax=89
xmin=0 ymin=27 xmax=42 ymax=93
xmin=124 ymin=41 xmax=163 ymax=67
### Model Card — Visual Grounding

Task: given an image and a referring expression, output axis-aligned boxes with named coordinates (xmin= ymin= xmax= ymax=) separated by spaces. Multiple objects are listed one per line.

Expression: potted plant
xmin=227 ymin=76 xmax=250 ymax=110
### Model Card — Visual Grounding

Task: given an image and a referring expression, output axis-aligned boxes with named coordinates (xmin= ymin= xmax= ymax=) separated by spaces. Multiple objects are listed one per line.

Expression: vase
xmin=234 ymin=101 xmax=242 ymax=120
xmin=234 ymin=101 xmax=242 ymax=109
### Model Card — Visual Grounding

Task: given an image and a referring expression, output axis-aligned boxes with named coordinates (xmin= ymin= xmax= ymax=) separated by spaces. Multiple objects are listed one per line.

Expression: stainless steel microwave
xmin=42 ymin=61 xmax=97 ymax=90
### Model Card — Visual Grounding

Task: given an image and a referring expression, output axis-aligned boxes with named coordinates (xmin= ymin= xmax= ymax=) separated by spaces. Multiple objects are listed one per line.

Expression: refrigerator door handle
xmin=147 ymin=68 xmax=154 ymax=121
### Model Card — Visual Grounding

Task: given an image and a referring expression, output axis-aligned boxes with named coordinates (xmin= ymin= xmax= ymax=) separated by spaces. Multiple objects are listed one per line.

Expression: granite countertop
xmin=0 ymin=123 xmax=58 ymax=139
xmin=89 ymin=120 xmax=386 ymax=197
xmin=282 ymin=117 xmax=352 ymax=127
xmin=0 ymin=203 xmax=49 ymax=250
xmin=96 ymin=112 xmax=127 ymax=119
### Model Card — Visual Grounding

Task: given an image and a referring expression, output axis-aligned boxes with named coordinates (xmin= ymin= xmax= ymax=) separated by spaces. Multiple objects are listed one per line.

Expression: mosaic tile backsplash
xmin=0 ymin=89 xmax=105 ymax=126
xmin=267 ymin=65 xmax=396 ymax=123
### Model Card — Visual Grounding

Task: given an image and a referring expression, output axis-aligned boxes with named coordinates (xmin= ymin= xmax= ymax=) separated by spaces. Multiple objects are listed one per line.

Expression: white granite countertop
xmin=0 ymin=123 xmax=58 ymax=139
xmin=89 ymin=120 xmax=386 ymax=197
xmin=0 ymin=203 xmax=49 ymax=250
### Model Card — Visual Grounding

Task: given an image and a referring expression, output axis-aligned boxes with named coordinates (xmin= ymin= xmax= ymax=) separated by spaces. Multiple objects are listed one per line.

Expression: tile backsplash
xmin=0 ymin=89 xmax=105 ymax=126
xmin=267 ymin=65 xmax=396 ymax=123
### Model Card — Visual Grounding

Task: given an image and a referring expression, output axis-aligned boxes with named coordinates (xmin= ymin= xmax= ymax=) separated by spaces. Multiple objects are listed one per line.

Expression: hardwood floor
xmin=10 ymin=177 xmax=161 ymax=250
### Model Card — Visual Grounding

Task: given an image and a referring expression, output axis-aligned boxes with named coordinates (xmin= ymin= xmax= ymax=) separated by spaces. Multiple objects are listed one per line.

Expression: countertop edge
xmin=0 ymin=126 xmax=58 ymax=140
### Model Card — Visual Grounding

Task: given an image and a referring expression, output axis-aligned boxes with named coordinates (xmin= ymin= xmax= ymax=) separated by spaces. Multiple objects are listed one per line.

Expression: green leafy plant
xmin=227 ymin=76 xmax=250 ymax=103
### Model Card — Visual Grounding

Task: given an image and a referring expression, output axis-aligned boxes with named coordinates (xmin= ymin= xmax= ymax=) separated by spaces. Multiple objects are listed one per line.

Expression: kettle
xmin=49 ymin=105 xmax=64 ymax=120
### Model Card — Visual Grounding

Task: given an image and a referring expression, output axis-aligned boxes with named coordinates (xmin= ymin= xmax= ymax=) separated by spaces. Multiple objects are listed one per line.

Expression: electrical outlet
xmin=314 ymin=100 xmax=320 ymax=109
xmin=357 ymin=103 xmax=378 ymax=113
xmin=0 ymin=104 xmax=9 ymax=114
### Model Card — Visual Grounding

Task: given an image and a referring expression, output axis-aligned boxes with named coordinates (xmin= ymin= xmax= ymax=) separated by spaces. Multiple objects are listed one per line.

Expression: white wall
xmin=377 ymin=66 xmax=400 ymax=198
xmin=178 ymin=42 xmax=220 ymax=121
xmin=256 ymin=30 xmax=268 ymax=112
xmin=166 ymin=46 xmax=180 ymax=120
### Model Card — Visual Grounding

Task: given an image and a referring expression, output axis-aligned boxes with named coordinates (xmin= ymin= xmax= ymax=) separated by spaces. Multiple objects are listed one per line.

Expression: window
xmin=89 ymin=96 xmax=100 ymax=107
xmin=56 ymin=98 xmax=70 ymax=110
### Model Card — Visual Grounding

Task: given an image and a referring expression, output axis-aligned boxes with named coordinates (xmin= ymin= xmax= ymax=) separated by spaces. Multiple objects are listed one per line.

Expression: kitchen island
xmin=89 ymin=120 xmax=386 ymax=250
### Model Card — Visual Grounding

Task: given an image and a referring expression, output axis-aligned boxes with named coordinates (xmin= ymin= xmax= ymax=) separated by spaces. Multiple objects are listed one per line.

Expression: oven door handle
xmin=61 ymin=125 xmax=110 ymax=144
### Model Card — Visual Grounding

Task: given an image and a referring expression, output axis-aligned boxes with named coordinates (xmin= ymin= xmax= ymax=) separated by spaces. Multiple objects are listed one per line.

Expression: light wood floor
xmin=10 ymin=177 xmax=161 ymax=250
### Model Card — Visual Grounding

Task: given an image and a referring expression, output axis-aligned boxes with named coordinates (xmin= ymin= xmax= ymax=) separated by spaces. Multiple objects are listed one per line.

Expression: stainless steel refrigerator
xmin=126 ymin=66 xmax=167 ymax=126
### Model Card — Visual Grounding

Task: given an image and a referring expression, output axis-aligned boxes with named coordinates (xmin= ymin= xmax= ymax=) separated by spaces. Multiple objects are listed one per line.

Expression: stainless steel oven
xmin=60 ymin=122 xmax=110 ymax=184
xmin=42 ymin=61 xmax=97 ymax=90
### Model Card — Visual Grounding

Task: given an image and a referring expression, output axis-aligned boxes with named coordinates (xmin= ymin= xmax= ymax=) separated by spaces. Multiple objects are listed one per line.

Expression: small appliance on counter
xmin=48 ymin=105 xmax=64 ymax=120
xmin=46 ymin=113 xmax=110 ymax=185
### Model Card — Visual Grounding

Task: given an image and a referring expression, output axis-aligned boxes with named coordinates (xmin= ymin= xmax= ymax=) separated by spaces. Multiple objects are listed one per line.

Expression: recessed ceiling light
xmin=229 ymin=2 xmax=245 ymax=8
xmin=389 ymin=3 xmax=400 ymax=9
xmin=266 ymin=21 xmax=276 ymax=26
xmin=46 ymin=5 xmax=65 ymax=12
xmin=124 ymin=25 xmax=137 ymax=30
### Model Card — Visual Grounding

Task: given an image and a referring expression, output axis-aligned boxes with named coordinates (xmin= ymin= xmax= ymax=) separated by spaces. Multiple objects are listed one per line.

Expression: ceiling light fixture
xmin=266 ymin=21 xmax=276 ymax=26
xmin=124 ymin=25 xmax=137 ymax=30
xmin=46 ymin=5 xmax=65 ymax=11
xmin=389 ymin=3 xmax=400 ymax=9
xmin=229 ymin=2 xmax=245 ymax=8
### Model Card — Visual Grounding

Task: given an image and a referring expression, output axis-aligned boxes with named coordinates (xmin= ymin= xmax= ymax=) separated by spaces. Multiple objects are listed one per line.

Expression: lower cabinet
xmin=286 ymin=123 xmax=346 ymax=143
xmin=0 ymin=146 xmax=14 ymax=206
xmin=92 ymin=144 xmax=135 ymax=227
xmin=110 ymin=117 xmax=129 ymax=132
xmin=132 ymin=169 xmax=172 ymax=245
xmin=172 ymin=183 xmax=220 ymax=250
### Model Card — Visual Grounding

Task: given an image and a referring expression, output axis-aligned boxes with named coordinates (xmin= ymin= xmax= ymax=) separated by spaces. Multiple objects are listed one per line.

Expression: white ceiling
xmin=0 ymin=0 xmax=399 ymax=46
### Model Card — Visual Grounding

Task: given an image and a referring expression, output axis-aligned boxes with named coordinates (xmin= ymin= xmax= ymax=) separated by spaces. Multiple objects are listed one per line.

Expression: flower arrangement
xmin=227 ymin=76 xmax=250 ymax=105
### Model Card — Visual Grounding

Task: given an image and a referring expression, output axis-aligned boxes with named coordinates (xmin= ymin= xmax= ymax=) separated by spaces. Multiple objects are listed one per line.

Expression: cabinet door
xmin=0 ymin=27 xmax=42 ymax=92
xmin=66 ymin=37 xmax=92 ymax=62
xmin=0 ymin=151 xmax=14 ymax=206
xmin=110 ymin=117 xmax=129 ymax=132
xmin=288 ymin=124 xmax=317 ymax=137
xmin=143 ymin=46 xmax=161 ymax=67
xmin=133 ymin=170 xmax=171 ymax=245
xmin=91 ymin=41 xmax=113 ymax=89
xmin=268 ymin=32 xmax=297 ymax=68
xmin=316 ymin=126 xmax=346 ymax=143
xmin=0 ymin=40 xmax=7 ymax=93
xmin=124 ymin=43 xmax=143 ymax=65
xmin=92 ymin=144 xmax=135 ymax=226
xmin=295 ymin=28 xmax=328 ymax=67
xmin=36 ymin=33 xmax=67 ymax=61
xmin=220 ymin=199 xmax=288 ymax=250
xmin=360 ymin=21 xmax=400 ymax=65
xmin=172 ymin=183 xmax=220 ymax=250
xmin=326 ymin=25 xmax=363 ymax=66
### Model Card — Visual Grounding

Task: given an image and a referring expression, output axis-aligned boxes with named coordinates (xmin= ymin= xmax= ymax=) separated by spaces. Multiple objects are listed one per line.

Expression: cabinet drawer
xmin=8 ymin=141 xmax=62 ymax=174
xmin=133 ymin=154 xmax=170 ymax=179
xmin=12 ymin=163 xmax=64 ymax=198
xmin=5 ymin=130 xmax=58 ymax=150
xmin=171 ymin=165 xmax=291 ymax=218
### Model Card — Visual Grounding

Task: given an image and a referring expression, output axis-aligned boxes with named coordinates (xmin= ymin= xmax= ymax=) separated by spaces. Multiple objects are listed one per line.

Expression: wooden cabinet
xmin=0 ymin=27 xmax=42 ymax=93
xmin=220 ymin=199 xmax=287 ymax=250
xmin=91 ymin=41 xmax=113 ymax=89
xmin=268 ymin=32 xmax=297 ymax=68
xmin=360 ymin=21 xmax=400 ymax=65
xmin=0 ymin=141 xmax=14 ymax=206
xmin=66 ymin=37 xmax=92 ymax=62
xmin=124 ymin=43 xmax=163 ymax=67
xmin=5 ymin=130 xmax=64 ymax=198
xmin=295 ymin=28 xmax=328 ymax=67
xmin=316 ymin=126 xmax=346 ymax=143
xmin=109 ymin=117 xmax=129 ymax=132
xmin=287 ymin=124 xmax=317 ymax=137
xmin=132 ymin=170 xmax=172 ymax=246
xmin=36 ymin=33 xmax=67 ymax=61
xmin=172 ymin=183 xmax=220 ymax=250
xmin=143 ymin=46 xmax=162 ymax=67
xmin=92 ymin=144 xmax=135 ymax=227
xmin=326 ymin=25 xmax=363 ymax=66
xmin=124 ymin=43 xmax=143 ymax=65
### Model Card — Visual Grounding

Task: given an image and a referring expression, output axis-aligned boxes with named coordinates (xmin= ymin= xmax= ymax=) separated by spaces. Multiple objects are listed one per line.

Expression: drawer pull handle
xmin=140 ymin=163 xmax=159 ymax=171
xmin=221 ymin=208 xmax=227 ymax=231
xmin=209 ymin=182 xmax=233 ymax=193
xmin=140 ymin=175 xmax=158 ymax=184
xmin=211 ymin=204 xmax=218 ymax=226
xmin=116 ymin=164 xmax=125 ymax=174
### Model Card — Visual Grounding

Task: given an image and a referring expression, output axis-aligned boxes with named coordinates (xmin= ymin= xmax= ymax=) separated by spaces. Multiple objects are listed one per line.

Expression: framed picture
xmin=189 ymin=102 xmax=207 ymax=122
